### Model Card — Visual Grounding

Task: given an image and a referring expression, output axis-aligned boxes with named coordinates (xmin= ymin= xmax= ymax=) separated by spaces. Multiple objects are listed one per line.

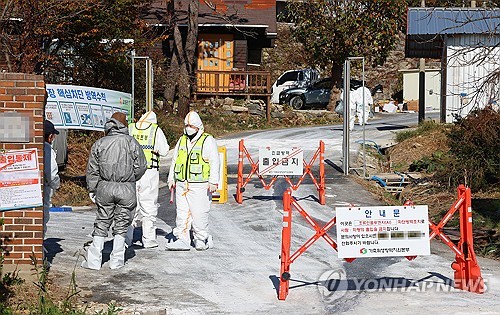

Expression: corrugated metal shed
xmin=446 ymin=33 xmax=500 ymax=47
xmin=406 ymin=7 xmax=500 ymax=58
xmin=407 ymin=8 xmax=500 ymax=35
xmin=445 ymin=45 xmax=499 ymax=123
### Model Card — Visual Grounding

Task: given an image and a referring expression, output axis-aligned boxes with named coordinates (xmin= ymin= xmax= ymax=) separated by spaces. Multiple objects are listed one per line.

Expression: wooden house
xmin=147 ymin=0 xmax=277 ymax=97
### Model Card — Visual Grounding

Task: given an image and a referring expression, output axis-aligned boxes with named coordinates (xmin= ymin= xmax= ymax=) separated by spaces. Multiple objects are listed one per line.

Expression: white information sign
xmin=336 ymin=205 xmax=430 ymax=258
xmin=258 ymin=147 xmax=303 ymax=176
xmin=45 ymin=84 xmax=131 ymax=131
xmin=0 ymin=149 xmax=43 ymax=211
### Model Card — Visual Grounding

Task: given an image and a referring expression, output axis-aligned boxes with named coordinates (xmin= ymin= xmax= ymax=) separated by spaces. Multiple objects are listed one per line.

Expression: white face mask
xmin=185 ymin=126 xmax=198 ymax=136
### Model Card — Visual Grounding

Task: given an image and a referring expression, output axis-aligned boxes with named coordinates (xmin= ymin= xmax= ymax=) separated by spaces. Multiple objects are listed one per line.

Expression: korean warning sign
xmin=258 ymin=147 xmax=303 ymax=176
xmin=0 ymin=149 xmax=43 ymax=211
xmin=336 ymin=205 xmax=430 ymax=258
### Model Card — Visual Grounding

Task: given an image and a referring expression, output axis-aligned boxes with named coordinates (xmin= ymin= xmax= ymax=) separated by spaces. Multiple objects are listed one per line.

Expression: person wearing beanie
xmin=166 ymin=111 xmax=220 ymax=251
xmin=82 ymin=112 xmax=147 ymax=270
xmin=127 ymin=111 xmax=169 ymax=248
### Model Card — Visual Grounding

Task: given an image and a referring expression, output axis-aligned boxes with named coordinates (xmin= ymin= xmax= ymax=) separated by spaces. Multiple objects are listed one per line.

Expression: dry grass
xmin=51 ymin=130 xmax=102 ymax=207
xmin=388 ymin=128 xmax=449 ymax=171
xmin=64 ymin=131 xmax=103 ymax=177
xmin=3 ymin=269 xmax=77 ymax=313
xmin=52 ymin=181 xmax=92 ymax=207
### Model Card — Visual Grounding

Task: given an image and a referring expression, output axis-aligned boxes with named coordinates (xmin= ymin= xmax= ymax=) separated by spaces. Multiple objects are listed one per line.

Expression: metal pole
xmin=361 ymin=58 xmax=366 ymax=178
xmin=344 ymin=56 xmax=366 ymax=176
xmin=131 ymin=50 xmax=135 ymax=122
xmin=145 ymin=59 xmax=149 ymax=111
xmin=342 ymin=60 xmax=350 ymax=175
xmin=130 ymin=55 xmax=152 ymax=114
xmin=145 ymin=58 xmax=153 ymax=112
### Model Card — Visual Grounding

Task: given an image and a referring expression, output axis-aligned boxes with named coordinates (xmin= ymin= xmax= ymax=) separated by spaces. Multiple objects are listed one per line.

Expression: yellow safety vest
xmin=129 ymin=122 xmax=159 ymax=169
xmin=174 ymin=133 xmax=211 ymax=182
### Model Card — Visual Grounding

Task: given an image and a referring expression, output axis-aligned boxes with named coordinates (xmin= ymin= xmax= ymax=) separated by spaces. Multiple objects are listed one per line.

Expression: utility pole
xmin=419 ymin=0 xmax=426 ymax=123
xmin=419 ymin=58 xmax=426 ymax=123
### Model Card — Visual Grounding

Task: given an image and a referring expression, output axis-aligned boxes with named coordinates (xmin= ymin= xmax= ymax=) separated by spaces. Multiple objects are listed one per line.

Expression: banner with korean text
xmin=0 ymin=149 xmax=43 ymax=211
xmin=336 ymin=205 xmax=430 ymax=258
xmin=45 ymin=84 xmax=132 ymax=131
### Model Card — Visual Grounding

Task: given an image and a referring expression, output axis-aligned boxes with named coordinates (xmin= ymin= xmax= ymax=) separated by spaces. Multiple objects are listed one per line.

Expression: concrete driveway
xmin=45 ymin=112 xmax=500 ymax=314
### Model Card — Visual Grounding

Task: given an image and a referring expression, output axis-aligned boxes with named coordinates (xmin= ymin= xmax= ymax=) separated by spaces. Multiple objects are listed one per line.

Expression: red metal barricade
xmin=236 ymin=139 xmax=325 ymax=205
xmin=278 ymin=184 xmax=484 ymax=300
xmin=429 ymin=185 xmax=484 ymax=293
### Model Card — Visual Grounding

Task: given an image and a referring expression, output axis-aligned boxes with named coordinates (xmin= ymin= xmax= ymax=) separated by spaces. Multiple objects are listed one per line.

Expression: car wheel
xmin=290 ymin=96 xmax=305 ymax=110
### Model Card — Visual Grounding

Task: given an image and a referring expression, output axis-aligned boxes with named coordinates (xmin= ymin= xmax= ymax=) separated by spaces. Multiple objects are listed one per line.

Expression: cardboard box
xmin=406 ymin=100 xmax=419 ymax=112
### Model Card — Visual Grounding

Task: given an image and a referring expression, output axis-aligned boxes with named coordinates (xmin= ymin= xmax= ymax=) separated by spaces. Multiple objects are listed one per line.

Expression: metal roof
xmin=407 ymin=7 xmax=500 ymax=35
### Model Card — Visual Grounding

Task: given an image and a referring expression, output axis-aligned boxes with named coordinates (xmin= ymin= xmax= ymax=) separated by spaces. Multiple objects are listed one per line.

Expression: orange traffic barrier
xmin=428 ymin=185 xmax=484 ymax=293
xmin=279 ymin=188 xmax=353 ymax=300
xmin=278 ymin=184 xmax=484 ymax=300
xmin=236 ymin=139 xmax=325 ymax=204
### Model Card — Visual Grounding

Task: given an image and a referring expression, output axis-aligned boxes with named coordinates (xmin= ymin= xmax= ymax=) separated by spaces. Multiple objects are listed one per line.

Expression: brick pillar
xmin=0 ymin=73 xmax=45 ymax=279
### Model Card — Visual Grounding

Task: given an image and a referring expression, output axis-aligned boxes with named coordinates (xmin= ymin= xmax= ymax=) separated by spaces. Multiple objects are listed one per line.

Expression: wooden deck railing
xmin=194 ymin=70 xmax=272 ymax=121
xmin=194 ymin=70 xmax=271 ymax=96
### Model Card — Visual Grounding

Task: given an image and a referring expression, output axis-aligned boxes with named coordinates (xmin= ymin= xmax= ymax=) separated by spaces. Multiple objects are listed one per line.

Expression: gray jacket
xmin=86 ymin=117 xmax=147 ymax=193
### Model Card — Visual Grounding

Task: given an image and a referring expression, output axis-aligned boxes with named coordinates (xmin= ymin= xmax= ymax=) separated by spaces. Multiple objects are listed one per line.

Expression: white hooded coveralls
xmin=129 ymin=111 xmax=169 ymax=247
xmin=339 ymin=89 xmax=357 ymax=131
xmin=168 ymin=111 xmax=220 ymax=245
xmin=353 ymin=86 xmax=373 ymax=126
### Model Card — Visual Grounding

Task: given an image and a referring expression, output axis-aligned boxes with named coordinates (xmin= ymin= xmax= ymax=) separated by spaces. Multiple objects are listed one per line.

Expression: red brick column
xmin=0 ymin=73 xmax=45 ymax=278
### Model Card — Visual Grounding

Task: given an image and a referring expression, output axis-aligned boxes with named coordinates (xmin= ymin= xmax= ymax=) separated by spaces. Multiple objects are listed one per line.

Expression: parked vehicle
xmin=279 ymin=78 xmax=382 ymax=110
xmin=279 ymin=78 xmax=331 ymax=109
xmin=270 ymin=68 xmax=320 ymax=104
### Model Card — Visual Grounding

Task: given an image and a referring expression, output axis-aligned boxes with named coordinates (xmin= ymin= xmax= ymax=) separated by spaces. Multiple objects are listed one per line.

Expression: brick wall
xmin=0 ymin=73 xmax=45 ymax=277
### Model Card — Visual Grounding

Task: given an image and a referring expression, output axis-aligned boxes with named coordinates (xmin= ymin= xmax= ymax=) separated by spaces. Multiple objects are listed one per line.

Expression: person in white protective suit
xmin=43 ymin=120 xmax=60 ymax=237
xmin=127 ymin=111 xmax=169 ymax=248
xmin=82 ymin=112 xmax=147 ymax=270
xmin=339 ymin=88 xmax=358 ymax=131
xmin=166 ymin=111 xmax=220 ymax=251
xmin=353 ymin=86 xmax=374 ymax=126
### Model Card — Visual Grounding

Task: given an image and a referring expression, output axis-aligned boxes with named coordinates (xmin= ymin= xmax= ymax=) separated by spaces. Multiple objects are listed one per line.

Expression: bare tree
xmin=0 ymin=0 xmax=155 ymax=90
xmin=409 ymin=6 xmax=499 ymax=118
xmin=162 ymin=0 xmax=254 ymax=117
xmin=163 ymin=0 xmax=199 ymax=117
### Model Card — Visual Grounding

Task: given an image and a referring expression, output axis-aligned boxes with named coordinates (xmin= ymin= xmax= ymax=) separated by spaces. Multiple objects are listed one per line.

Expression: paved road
xmin=46 ymin=111 xmax=500 ymax=314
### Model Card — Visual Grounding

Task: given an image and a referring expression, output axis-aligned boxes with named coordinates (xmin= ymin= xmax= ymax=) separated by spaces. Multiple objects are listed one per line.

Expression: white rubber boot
xmin=109 ymin=235 xmax=126 ymax=269
xmin=81 ymin=236 xmax=105 ymax=270
xmin=194 ymin=235 xmax=214 ymax=251
xmin=165 ymin=237 xmax=191 ymax=251
xmin=207 ymin=235 xmax=214 ymax=249
xmin=142 ymin=219 xmax=158 ymax=248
